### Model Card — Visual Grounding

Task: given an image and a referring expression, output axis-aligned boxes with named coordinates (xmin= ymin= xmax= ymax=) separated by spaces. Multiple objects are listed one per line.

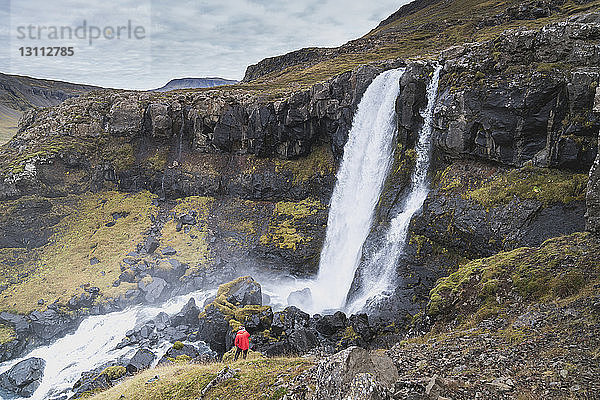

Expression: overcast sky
xmin=0 ymin=0 xmax=408 ymax=90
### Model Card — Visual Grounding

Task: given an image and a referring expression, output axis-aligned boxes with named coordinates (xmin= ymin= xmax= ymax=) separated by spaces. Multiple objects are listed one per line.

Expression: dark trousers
xmin=234 ymin=347 xmax=248 ymax=361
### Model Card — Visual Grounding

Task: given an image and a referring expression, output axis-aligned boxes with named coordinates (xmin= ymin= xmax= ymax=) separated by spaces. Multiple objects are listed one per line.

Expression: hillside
xmin=0 ymin=73 xmax=99 ymax=145
xmin=241 ymin=0 xmax=600 ymax=89
xmin=153 ymin=77 xmax=238 ymax=92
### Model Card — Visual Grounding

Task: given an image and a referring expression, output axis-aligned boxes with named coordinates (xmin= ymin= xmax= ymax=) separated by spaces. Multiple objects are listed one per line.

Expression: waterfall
xmin=346 ymin=65 xmax=442 ymax=314
xmin=309 ymin=68 xmax=406 ymax=312
xmin=0 ymin=290 xmax=214 ymax=400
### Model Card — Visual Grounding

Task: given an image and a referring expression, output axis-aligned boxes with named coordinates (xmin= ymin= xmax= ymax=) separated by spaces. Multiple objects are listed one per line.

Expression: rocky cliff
xmin=0 ymin=73 xmax=99 ymax=145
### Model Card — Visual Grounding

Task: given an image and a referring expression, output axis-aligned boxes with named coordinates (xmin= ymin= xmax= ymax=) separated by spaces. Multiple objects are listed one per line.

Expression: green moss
xmin=100 ymin=366 xmax=127 ymax=381
xmin=205 ymin=277 xmax=271 ymax=331
xmin=428 ymin=232 xmax=598 ymax=321
xmin=274 ymin=144 xmax=336 ymax=184
xmin=0 ymin=191 xmax=157 ymax=313
xmin=260 ymin=198 xmax=325 ymax=251
xmin=145 ymin=147 xmax=170 ymax=171
xmin=175 ymin=355 xmax=192 ymax=363
xmin=173 ymin=341 xmax=184 ymax=350
xmin=0 ymin=324 xmax=16 ymax=344
xmin=160 ymin=196 xmax=214 ymax=274
xmin=101 ymin=139 xmax=135 ymax=172
xmin=467 ymin=166 xmax=588 ymax=207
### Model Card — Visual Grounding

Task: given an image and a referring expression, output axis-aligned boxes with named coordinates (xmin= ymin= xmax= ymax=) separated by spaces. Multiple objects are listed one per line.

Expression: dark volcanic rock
xmin=587 ymin=135 xmax=600 ymax=234
xmin=158 ymin=343 xmax=200 ymax=364
xmin=225 ymin=276 xmax=262 ymax=307
xmin=126 ymin=349 xmax=155 ymax=374
xmin=138 ymin=277 xmax=168 ymax=303
xmin=0 ymin=357 xmax=45 ymax=397
xmin=197 ymin=306 xmax=230 ymax=354
xmin=170 ymin=298 xmax=200 ymax=327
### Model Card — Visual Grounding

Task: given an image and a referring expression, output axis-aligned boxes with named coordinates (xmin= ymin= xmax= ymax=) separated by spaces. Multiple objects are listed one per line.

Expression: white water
xmin=307 ymin=68 xmax=405 ymax=312
xmin=0 ymin=289 xmax=214 ymax=400
xmin=346 ymin=65 xmax=442 ymax=314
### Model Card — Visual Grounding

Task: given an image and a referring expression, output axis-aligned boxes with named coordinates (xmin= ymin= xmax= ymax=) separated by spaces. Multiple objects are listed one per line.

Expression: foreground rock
xmin=0 ymin=357 xmax=45 ymax=397
xmin=285 ymin=346 xmax=398 ymax=400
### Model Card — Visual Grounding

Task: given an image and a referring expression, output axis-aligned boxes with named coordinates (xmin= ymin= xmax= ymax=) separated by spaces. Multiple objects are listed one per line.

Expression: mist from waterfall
xmin=308 ymin=68 xmax=406 ymax=312
xmin=346 ymin=65 xmax=442 ymax=314
xmin=0 ymin=290 xmax=214 ymax=400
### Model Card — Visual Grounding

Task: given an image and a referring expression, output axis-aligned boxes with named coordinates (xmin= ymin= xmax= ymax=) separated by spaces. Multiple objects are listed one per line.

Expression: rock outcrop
xmin=0 ymin=357 xmax=45 ymax=397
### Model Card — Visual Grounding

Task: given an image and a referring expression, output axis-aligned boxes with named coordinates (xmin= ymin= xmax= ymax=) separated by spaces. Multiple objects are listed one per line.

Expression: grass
xmin=0 ymin=191 xmax=157 ymax=314
xmin=428 ymin=232 xmax=599 ymax=320
xmin=160 ymin=196 xmax=214 ymax=274
xmin=0 ymin=323 xmax=16 ymax=344
xmin=467 ymin=166 xmax=588 ymax=207
xmin=86 ymin=357 xmax=313 ymax=400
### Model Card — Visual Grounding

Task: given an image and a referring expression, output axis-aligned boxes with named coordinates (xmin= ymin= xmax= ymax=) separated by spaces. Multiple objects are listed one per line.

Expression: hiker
xmin=234 ymin=326 xmax=250 ymax=361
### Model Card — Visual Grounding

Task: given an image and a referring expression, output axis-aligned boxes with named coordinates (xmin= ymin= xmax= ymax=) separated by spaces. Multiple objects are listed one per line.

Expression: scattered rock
xmin=0 ymin=357 xmax=46 ymax=397
xmin=126 ymin=349 xmax=155 ymax=374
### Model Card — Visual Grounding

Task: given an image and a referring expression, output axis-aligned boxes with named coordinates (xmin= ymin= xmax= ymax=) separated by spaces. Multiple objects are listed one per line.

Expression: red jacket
xmin=234 ymin=329 xmax=250 ymax=350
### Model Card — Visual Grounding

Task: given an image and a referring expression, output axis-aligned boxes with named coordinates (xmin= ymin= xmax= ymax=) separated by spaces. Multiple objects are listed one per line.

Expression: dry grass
xmin=0 ymin=191 xmax=157 ymax=313
xmin=86 ymin=357 xmax=313 ymax=400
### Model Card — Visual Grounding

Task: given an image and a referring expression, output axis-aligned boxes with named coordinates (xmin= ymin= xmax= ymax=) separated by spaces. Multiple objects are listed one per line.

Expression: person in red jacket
xmin=234 ymin=326 xmax=250 ymax=361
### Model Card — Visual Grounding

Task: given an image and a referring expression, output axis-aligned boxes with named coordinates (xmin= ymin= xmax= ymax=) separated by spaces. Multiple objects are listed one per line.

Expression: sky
xmin=0 ymin=0 xmax=409 ymax=90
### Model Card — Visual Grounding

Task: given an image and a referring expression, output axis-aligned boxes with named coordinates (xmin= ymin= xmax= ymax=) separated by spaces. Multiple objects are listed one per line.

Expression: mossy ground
xmin=428 ymin=232 xmax=600 ymax=322
xmin=466 ymin=166 xmax=588 ymax=207
xmin=86 ymin=357 xmax=313 ymax=400
xmin=159 ymin=196 xmax=214 ymax=274
xmin=0 ymin=191 xmax=157 ymax=314
xmin=435 ymin=163 xmax=588 ymax=207
xmin=259 ymin=198 xmax=326 ymax=251
xmin=0 ymin=323 xmax=16 ymax=344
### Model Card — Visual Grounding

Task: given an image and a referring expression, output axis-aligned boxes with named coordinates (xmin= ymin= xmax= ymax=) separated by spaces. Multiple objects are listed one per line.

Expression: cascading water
xmin=308 ymin=68 xmax=406 ymax=312
xmin=346 ymin=65 xmax=442 ymax=314
xmin=0 ymin=289 xmax=214 ymax=400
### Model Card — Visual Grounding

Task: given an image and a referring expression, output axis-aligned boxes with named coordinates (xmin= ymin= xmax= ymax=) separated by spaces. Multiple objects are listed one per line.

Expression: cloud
xmin=1 ymin=0 xmax=409 ymax=89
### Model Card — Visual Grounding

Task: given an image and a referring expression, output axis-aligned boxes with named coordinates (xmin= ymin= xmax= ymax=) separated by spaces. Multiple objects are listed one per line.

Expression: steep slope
xmin=0 ymin=73 xmax=99 ymax=145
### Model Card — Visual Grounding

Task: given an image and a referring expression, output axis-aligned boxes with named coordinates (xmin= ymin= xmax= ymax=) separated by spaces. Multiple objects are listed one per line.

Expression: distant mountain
xmin=0 ymin=73 xmax=99 ymax=145
xmin=152 ymin=77 xmax=238 ymax=92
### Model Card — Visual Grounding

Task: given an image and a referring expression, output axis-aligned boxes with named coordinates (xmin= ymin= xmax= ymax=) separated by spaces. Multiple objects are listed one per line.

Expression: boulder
xmin=271 ymin=306 xmax=310 ymax=336
xmin=28 ymin=309 xmax=73 ymax=341
xmin=224 ymin=276 xmax=262 ymax=306
xmin=244 ymin=307 xmax=273 ymax=333
xmin=311 ymin=347 xmax=398 ymax=400
xmin=313 ymin=311 xmax=348 ymax=337
xmin=287 ymin=328 xmax=320 ymax=354
xmin=142 ymin=237 xmax=160 ymax=254
xmin=138 ymin=277 xmax=168 ymax=303
xmin=170 ymin=298 xmax=200 ymax=327
xmin=158 ymin=343 xmax=200 ymax=364
xmin=126 ymin=349 xmax=155 ymax=374
xmin=0 ymin=357 xmax=46 ymax=397
xmin=287 ymin=287 xmax=313 ymax=309
xmin=197 ymin=306 xmax=230 ymax=354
